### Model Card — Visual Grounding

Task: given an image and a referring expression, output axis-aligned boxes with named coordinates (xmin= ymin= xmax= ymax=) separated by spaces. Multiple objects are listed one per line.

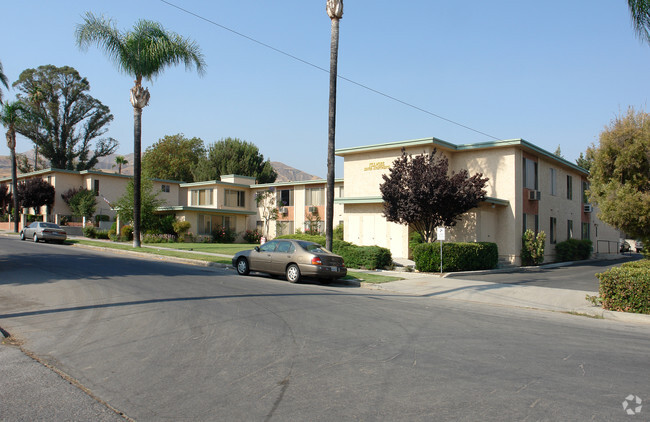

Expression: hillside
xmin=0 ymin=152 xmax=321 ymax=183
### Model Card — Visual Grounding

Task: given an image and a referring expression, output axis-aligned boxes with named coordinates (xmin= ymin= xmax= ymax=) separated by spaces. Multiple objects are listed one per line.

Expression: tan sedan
xmin=232 ymin=239 xmax=347 ymax=284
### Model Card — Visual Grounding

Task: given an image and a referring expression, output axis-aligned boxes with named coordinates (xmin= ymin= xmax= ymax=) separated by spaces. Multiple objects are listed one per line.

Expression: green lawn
xmin=68 ymin=239 xmax=404 ymax=283
xmin=145 ymin=242 xmax=257 ymax=255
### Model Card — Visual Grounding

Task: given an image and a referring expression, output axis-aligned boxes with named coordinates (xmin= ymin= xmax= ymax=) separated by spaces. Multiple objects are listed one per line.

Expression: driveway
xmin=447 ymin=256 xmax=641 ymax=292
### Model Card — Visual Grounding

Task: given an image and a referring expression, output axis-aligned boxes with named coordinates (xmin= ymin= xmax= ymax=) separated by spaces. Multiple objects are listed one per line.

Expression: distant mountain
xmin=0 ymin=152 xmax=320 ymax=183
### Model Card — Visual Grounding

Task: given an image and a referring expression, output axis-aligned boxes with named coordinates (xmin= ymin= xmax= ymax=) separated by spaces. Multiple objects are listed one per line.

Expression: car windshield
xmin=299 ymin=241 xmax=331 ymax=254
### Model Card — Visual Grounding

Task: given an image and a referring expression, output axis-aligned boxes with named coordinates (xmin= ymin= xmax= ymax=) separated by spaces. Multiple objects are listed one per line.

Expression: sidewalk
xmin=3 ymin=230 xmax=649 ymax=324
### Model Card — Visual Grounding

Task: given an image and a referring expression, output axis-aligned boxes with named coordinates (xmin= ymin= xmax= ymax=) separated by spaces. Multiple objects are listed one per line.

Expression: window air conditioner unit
xmin=279 ymin=207 xmax=288 ymax=215
xmin=528 ymin=190 xmax=541 ymax=201
xmin=308 ymin=206 xmax=318 ymax=214
xmin=583 ymin=204 xmax=593 ymax=213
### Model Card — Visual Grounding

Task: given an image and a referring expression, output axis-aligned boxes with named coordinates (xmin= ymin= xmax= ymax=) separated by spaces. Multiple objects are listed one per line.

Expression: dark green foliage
xmin=113 ymin=178 xmax=163 ymax=233
xmin=277 ymin=233 xmax=392 ymax=270
xmin=555 ymin=239 xmax=592 ymax=262
xmin=333 ymin=223 xmax=344 ymax=240
xmin=83 ymin=225 xmax=96 ymax=238
xmin=380 ymin=148 xmax=488 ymax=243
xmin=412 ymin=242 xmax=498 ymax=272
xmin=192 ymin=137 xmax=277 ymax=183
xmin=120 ymin=225 xmax=133 ymax=241
xmin=67 ymin=189 xmax=96 ymax=219
xmin=0 ymin=184 xmax=11 ymax=215
xmin=12 ymin=65 xmax=117 ymax=170
xmin=142 ymin=134 xmax=205 ymax=182
xmin=147 ymin=214 xmax=176 ymax=235
xmin=95 ymin=214 xmax=110 ymax=223
xmin=595 ymin=260 xmax=650 ymax=314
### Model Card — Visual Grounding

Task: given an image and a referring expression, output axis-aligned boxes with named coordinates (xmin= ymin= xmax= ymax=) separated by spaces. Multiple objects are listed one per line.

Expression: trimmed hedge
xmin=412 ymin=242 xmax=499 ymax=272
xmin=555 ymin=239 xmax=592 ymax=262
xmin=277 ymin=233 xmax=392 ymax=270
xmin=595 ymin=260 xmax=650 ymax=314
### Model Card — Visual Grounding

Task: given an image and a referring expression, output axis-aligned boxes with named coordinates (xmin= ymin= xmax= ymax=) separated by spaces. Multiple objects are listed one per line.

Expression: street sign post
xmin=436 ymin=227 xmax=445 ymax=274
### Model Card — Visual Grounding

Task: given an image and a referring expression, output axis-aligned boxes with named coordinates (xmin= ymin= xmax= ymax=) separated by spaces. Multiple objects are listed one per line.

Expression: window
xmin=93 ymin=180 xmax=100 ymax=196
xmin=225 ymin=189 xmax=245 ymax=207
xmin=198 ymin=214 xmax=213 ymax=234
xmin=276 ymin=220 xmax=294 ymax=236
xmin=550 ymin=217 xmax=557 ymax=244
xmin=277 ymin=189 xmax=293 ymax=206
xmin=161 ymin=184 xmax=170 ymax=193
xmin=549 ymin=168 xmax=557 ymax=196
xmin=523 ymin=158 xmax=538 ymax=190
xmin=582 ymin=181 xmax=590 ymax=203
xmin=336 ymin=185 xmax=344 ymax=198
xmin=567 ymin=220 xmax=573 ymax=239
xmin=523 ymin=213 xmax=538 ymax=234
xmin=566 ymin=175 xmax=573 ymax=200
xmin=306 ymin=187 xmax=324 ymax=206
xmin=191 ymin=189 xmax=213 ymax=206
xmin=221 ymin=216 xmax=232 ymax=230
xmin=581 ymin=222 xmax=590 ymax=240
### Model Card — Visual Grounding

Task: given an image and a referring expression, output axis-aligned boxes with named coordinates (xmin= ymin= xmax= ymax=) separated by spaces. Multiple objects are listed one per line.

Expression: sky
xmin=2 ymin=1 xmax=649 ymax=179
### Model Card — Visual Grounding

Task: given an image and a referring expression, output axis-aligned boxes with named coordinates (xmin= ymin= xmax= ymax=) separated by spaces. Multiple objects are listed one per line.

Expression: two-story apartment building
xmin=1 ymin=136 xmax=621 ymax=266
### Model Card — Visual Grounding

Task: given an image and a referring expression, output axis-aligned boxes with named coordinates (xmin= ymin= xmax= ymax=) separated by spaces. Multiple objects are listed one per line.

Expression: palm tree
xmin=0 ymin=60 xmax=9 ymax=104
xmin=325 ymin=0 xmax=343 ymax=251
xmin=0 ymin=101 xmax=26 ymax=232
xmin=628 ymin=0 xmax=650 ymax=45
xmin=114 ymin=155 xmax=128 ymax=174
xmin=75 ymin=12 xmax=205 ymax=247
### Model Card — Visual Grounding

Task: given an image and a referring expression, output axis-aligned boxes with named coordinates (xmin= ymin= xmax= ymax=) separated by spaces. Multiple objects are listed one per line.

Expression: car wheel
xmin=286 ymin=264 xmax=301 ymax=283
xmin=236 ymin=257 xmax=250 ymax=275
xmin=20 ymin=231 xmax=25 ymax=241
xmin=33 ymin=233 xmax=39 ymax=243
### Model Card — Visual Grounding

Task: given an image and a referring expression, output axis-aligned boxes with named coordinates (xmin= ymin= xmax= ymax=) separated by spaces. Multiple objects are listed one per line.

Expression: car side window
xmin=259 ymin=241 xmax=278 ymax=253
xmin=277 ymin=241 xmax=292 ymax=253
xmin=29 ymin=222 xmax=38 ymax=228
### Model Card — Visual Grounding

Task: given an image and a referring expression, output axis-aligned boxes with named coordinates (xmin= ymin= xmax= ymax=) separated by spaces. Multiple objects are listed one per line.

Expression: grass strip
xmin=343 ymin=271 xmax=403 ymax=284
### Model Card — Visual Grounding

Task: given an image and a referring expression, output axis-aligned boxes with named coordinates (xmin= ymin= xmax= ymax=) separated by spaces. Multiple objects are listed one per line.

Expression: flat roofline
xmin=156 ymin=206 xmax=256 ymax=215
xmin=255 ymin=178 xmax=344 ymax=188
xmin=335 ymin=196 xmax=510 ymax=206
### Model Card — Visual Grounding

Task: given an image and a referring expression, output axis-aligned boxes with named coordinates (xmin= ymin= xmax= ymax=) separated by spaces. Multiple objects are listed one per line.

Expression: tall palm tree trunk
xmin=326 ymin=9 xmax=342 ymax=251
xmin=133 ymin=106 xmax=142 ymax=247
xmin=7 ymin=134 xmax=19 ymax=232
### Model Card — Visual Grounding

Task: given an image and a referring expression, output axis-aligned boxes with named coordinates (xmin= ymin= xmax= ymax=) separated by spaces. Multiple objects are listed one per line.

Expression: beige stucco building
xmin=1 ymin=136 xmax=621 ymax=266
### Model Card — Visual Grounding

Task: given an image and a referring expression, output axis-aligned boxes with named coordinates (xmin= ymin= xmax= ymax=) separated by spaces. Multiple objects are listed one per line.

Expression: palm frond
xmin=75 ymin=12 xmax=129 ymax=75
xmin=628 ymin=0 xmax=650 ymax=45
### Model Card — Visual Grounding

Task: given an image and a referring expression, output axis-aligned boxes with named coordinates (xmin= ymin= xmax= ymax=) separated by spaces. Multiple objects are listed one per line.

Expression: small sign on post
xmin=436 ymin=227 xmax=445 ymax=274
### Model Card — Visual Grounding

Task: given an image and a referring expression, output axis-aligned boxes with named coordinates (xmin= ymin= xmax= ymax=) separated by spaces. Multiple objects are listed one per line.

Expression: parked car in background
xmin=635 ymin=240 xmax=644 ymax=253
xmin=20 ymin=222 xmax=67 ymax=243
xmin=232 ymin=239 xmax=346 ymax=284
xmin=620 ymin=241 xmax=631 ymax=253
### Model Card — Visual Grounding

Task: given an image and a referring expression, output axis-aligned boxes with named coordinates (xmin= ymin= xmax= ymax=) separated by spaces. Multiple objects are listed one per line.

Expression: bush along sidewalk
xmin=411 ymin=242 xmax=498 ymax=272
xmin=588 ymin=259 xmax=650 ymax=314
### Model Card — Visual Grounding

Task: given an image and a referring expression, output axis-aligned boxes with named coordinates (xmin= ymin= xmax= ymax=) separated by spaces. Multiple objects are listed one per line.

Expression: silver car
xmin=20 ymin=222 xmax=67 ymax=243
xmin=232 ymin=239 xmax=347 ymax=284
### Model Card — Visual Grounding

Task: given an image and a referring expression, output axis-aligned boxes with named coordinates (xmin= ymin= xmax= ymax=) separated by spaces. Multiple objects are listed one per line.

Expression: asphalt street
xmin=1 ymin=237 xmax=649 ymax=421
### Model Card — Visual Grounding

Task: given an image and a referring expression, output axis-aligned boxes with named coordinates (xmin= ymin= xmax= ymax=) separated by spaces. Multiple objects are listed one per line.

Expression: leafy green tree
xmin=521 ymin=229 xmax=546 ymax=266
xmin=0 ymin=184 xmax=12 ymax=215
xmin=0 ymin=100 xmax=26 ymax=232
xmin=576 ymin=150 xmax=594 ymax=172
xmin=67 ymin=189 xmax=97 ymax=221
xmin=12 ymin=65 xmax=117 ymax=170
xmin=588 ymin=107 xmax=650 ymax=242
xmin=193 ymin=137 xmax=277 ymax=183
xmin=113 ymin=177 xmax=164 ymax=234
xmin=76 ymin=12 xmax=206 ymax=248
xmin=553 ymin=145 xmax=564 ymax=159
xmin=16 ymin=178 xmax=55 ymax=214
xmin=255 ymin=189 xmax=279 ymax=238
xmin=143 ymin=134 xmax=205 ymax=182
xmin=379 ymin=148 xmax=488 ymax=243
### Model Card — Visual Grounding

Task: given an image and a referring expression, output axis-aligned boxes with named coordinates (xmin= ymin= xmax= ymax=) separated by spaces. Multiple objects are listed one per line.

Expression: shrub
xmin=277 ymin=233 xmax=326 ymax=245
xmin=83 ymin=225 xmax=97 ymax=238
xmin=95 ymin=230 xmax=110 ymax=240
xmin=172 ymin=220 xmax=191 ymax=241
xmin=555 ymin=239 xmax=592 ymax=262
xmin=336 ymin=244 xmax=392 ymax=270
xmin=594 ymin=260 xmax=650 ymax=314
xmin=521 ymin=229 xmax=546 ymax=266
xmin=150 ymin=214 xmax=176 ymax=235
xmin=334 ymin=223 xmax=344 ymax=240
xmin=412 ymin=242 xmax=499 ymax=272
xmin=143 ymin=233 xmax=177 ymax=243
xmin=212 ymin=225 xmax=237 ymax=243
xmin=243 ymin=229 xmax=262 ymax=244
xmin=121 ymin=225 xmax=133 ymax=241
